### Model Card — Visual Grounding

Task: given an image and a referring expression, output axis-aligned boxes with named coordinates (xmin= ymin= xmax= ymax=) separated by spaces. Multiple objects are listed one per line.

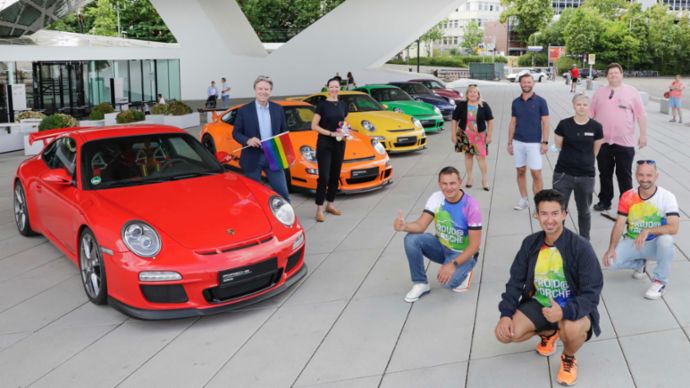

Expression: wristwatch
xmin=541 ymin=141 xmax=548 ymax=145
xmin=452 ymin=260 xmax=460 ymax=268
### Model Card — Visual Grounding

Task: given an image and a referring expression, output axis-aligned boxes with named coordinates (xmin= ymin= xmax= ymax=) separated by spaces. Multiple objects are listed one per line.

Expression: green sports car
xmin=355 ymin=84 xmax=445 ymax=133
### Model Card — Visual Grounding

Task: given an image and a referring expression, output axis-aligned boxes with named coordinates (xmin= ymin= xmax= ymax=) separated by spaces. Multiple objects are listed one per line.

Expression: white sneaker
xmin=514 ymin=198 xmax=529 ymax=211
xmin=632 ymin=265 xmax=647 ymax=280
xmin=404 ymin=283 xmax=430 ymax=303
xmin=452 ymin=271 xmax=473 ymax=293
xmin=644 ymin=281 xmax=666 ymax=300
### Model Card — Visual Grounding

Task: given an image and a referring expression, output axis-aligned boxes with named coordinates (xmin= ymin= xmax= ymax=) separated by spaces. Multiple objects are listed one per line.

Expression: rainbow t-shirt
xmin=424 ymin=191 xmax=482 ymax=252
xmin=533 ymin=244 xmax=571 ymax=308
xmin=618 ymin=186 xmax=679 ymax=240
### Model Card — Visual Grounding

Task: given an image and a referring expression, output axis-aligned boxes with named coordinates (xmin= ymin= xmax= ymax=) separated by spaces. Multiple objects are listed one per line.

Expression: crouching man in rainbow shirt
xmin=602 ymin=160 xmax=680 ymax=300
xmin=495 ymin=189 xmax=603 ymax=386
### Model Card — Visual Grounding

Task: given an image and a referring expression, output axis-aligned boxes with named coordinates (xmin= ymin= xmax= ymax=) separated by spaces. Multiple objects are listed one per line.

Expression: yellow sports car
xmin=300 ymin=91 xmax=427 ymax=153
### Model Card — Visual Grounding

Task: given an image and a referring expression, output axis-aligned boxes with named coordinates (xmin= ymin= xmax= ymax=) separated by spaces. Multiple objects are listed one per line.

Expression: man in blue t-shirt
xmin=393 ymin=166 xmax=482 ymax=302
xmin=508 ymin=74 xmax=550 ymax=211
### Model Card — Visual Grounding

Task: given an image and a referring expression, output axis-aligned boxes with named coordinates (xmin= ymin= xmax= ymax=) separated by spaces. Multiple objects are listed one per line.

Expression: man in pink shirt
xmin=589 ymin=63 xmax=647 ymax=212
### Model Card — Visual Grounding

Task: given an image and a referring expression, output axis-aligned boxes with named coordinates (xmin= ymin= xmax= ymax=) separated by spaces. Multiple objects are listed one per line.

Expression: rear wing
xmin=28 ymin=126 xmax=80 ymax=145
xmin=285 ymin=96 xmax=306 ymax=101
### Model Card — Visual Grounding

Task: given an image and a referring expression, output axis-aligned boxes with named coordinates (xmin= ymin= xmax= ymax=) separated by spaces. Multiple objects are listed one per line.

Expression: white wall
xmin=1 ymin=0 xmax=459 ymax=100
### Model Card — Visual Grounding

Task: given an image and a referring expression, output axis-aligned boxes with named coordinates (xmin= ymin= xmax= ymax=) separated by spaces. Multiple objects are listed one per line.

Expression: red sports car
xmin=13 ymin=125 xmax=306 ymax=319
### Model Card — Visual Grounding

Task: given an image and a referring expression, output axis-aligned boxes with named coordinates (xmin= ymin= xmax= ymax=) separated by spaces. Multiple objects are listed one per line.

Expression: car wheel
xmin=202 ymin=134 xmax=216 ymax=155
xmin=14 ymin=181 xmax=37 ymax=236
xmin=284 ymin=168 xmax=293 ymax=193
xmin=79 ymin=228 xmax=108 ymax=305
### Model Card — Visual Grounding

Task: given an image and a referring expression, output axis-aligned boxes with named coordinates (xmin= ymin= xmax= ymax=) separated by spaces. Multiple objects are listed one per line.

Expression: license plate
xmin=397 ymin=136 xmax=416 ymax=144
xmin=218 ymin=258 xmax=277 ymax=286
xmin=351 ymin=167 xmax=378 ymax=178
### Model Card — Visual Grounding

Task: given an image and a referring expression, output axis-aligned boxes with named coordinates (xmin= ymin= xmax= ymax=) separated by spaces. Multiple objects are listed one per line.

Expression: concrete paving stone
xmin=31 ymin=318 xmax=196 ymax=388
xmin=478 ymin=234 xmax=525 ymax=284
xmin=0 ymin=241 xmax=62 ymax=282
xmin=205 ymin=300 xmax=346 ymax=388
xmin=381 ymin=361 xmax=467 ymax=388
xmin=601 ymin=270 xmax=679 ymax=337
xmin=295 ymin=294 xmax=410 ymax=386
xmin=0 ymin=257 xmax=77 ymax=312
xmin=353 ymin=251 xmax=414 ymax=300
xmin=619 ymin=329 xmax=690 ymax=388
xmin=335 ymin=224 xmax=395 ymax=251
xmin=0 ymin=324 xmax=119 ymax=387
xmin=294 ymin=374 xmax=381 ymax=388
xmin=466 ymin=351 xmax=550 ymax=388
xmin=120 ymin=307 xmax=276 ymax=388
xmin=387 ymin=288 xmax=477 ymax=372
xmin=42 ymin=300 xmax=128 ymax=330
xmin=285 ymin=248 xmax=382 ymax=306
xmin=0 ymin=332 xmax=27 ymax=353
xmin=0 ymin=233 xmax=50 ymax=260
xmin=548 ymin=338 xmax=634 ymax=388
xmin=658 ymin=260 xmax=690 ymax=326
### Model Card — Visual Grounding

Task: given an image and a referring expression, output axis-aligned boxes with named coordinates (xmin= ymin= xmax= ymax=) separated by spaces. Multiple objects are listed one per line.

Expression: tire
xmin=79 ymin=228 xmax=108 ymax=305
xmin=202 ymin=134 xmax=217 ymax=155
xmin=14 ymin=181 xmax=37 ymax=236
xmin=284 ymin=168 xmax=293 ymax=193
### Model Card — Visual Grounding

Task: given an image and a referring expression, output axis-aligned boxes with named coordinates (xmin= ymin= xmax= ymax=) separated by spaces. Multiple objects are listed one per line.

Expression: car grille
xmin=344 ymin=155 xmax=375 ymax=163
xmin=394 ymin=136 xmax=418 ymax=147
xmin=346 ymin=167 xmax=379 ymax=184
xmin=420 ymin=120 xmax=438 ymax=128
xmin=203 ymin=258 xmax=282 ymax=303
xmin=140 ymin=284 xmax=188 ymax=303
xmin=387 ymin=128 xmax=416 ymax=133
xmin=195 ymin=235 xmax=273 ymax=256
xmin=286 ymin=247 xmax=304 ymax=273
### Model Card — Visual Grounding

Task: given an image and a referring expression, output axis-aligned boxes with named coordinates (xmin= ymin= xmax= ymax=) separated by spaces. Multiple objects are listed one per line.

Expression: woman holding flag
xmin=312 ymin=77 xmax=349 ymax=222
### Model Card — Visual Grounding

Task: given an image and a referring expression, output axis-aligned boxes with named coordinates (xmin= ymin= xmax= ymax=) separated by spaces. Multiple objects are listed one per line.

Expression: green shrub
xmin=166 ymin=100 xmax=192 ymax=116
xmin=38 ymin=113 xmax=78 ymax=131
xmin=150 ymin=103 xmax=168 ymax=115
xmin=88 ymin=102 xmax=115 ymax=120
xmin=387 ymin=55 xmax=507 ymax=68
xmin=16 ymin=111 xmax=46 ymax=121
xmin=518 ymin=52 xmax=548 ymax=67
xmin=556 ymin=56 xmax=578 ymax=75
xmin=115 ymin=110 xmax=146 ymax=124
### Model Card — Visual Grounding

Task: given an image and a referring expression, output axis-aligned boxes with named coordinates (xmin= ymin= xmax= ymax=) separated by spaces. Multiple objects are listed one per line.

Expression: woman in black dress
xmin=312 ymin=77 xmax=348 ymax=222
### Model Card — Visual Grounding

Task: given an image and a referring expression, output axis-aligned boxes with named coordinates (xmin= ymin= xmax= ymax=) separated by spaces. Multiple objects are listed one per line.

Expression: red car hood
xmin=94 ymin=173 xmax=274 ymax=250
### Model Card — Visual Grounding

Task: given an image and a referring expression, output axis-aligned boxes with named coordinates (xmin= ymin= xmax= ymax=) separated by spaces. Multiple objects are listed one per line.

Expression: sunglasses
xmin=608 ymin=89 xmax=614 ymax=99
xmin=468 ymin=83 xmax=478 ymax=87
xmin=256 ymin=75 xmax=272 ymax=81
xmin=636 ymin=160 xmax=656 ymax=165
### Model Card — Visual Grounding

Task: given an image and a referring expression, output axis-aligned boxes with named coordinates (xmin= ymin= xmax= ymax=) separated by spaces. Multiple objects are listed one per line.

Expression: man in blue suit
xmin=232 ymin=75 xmax=290 ymax=201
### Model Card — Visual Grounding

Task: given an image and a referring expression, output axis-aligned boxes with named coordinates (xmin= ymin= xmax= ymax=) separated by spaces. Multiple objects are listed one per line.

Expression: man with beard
xmin=589 ymin=63 xmax=647 ymax=212
xmin=508 ymin=74 xmax=550 ymax=211
xmin=602 ymin=160 xmax=679 ymax=300
xmin=496 ymin=189 xmax=602 ymax=386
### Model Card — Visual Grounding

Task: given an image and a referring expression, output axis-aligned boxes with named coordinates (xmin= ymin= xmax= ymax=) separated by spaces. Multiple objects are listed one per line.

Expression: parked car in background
xmin=506 ymin=68 xmax=549 ymax=83
xmin=388 ymin=81 xmax=455 ymax=120
xmin=201 ymin=100 xmax=393 ymax=193
xmin=355 ymin=84 xmax=444 ymax=133
xmin=562 ymin=68 xmax=600 ymax=79
xmin=14 ymin=125 xmax=307 ymax=319
xmin=408 ymin=78 xmax=463 ymax=103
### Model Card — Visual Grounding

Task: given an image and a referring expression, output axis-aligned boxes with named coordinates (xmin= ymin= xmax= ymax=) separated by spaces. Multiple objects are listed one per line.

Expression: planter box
xmin=104 ymin=112 xmax=118 ymax=126
xmin=79 ymin=119 xmax=105 ymax=127
xmin=19 ymin=118 xmax=41 ymax=133
xmin=0 ymin=125 xmax=25 ymax=153
xmin=163 ymin=112 xmax=200 ymax=129
xmin=23 ymin=135 xmax=47 ymax=156
xmin=145 ymin=114 xmax=165 ymax=124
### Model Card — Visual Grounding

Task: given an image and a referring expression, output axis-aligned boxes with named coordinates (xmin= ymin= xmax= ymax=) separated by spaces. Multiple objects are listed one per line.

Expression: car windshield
xmin=81 ymin=133 xmax=224 ymax=190
xmin=426 ymin=80 xmax=445 ymax=89
xmin=284 ymin=106 xmax=315 ymax=131
xmin=370 ymin=87 xmax=413 ymax=102
xmin=340 ymin=94 xmax=385 ymax=112
xmin=401 ymin=83 xmax=432 ymax=95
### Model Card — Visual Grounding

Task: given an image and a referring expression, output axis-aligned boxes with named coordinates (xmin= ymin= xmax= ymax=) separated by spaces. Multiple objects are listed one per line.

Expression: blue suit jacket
xmin=232 ymin=100 xmax=287 ymax=172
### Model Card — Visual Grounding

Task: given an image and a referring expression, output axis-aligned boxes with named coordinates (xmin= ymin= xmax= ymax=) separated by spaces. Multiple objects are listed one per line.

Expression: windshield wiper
xmin=168 ymin=170 xmax=222 ymax=180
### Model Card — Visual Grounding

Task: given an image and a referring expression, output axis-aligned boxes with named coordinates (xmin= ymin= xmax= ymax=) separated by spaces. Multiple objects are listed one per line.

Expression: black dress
xmin=315 ymin=99 xmax=347 ymax=205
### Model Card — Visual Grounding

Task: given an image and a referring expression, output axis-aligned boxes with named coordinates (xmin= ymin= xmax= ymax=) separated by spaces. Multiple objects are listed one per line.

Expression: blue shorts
xmin=669 ymin=97 xmax=682 ymax=108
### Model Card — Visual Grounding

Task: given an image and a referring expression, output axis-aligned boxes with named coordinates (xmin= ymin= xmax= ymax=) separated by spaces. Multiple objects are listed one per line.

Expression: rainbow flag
xmin=262 ymin=132 xmax=296 ymax=171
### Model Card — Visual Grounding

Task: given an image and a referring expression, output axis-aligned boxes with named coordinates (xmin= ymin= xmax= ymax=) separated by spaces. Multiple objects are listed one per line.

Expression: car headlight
xmin=269 ymin=195 xmax=295 ymax=227
xmin=371 ymin=139 xmax=386 ymax=155
xmin=393 ymin=107 xmax=402 ymax=113
xmin=122 ymin=221 xmax=162 ymax=258
xmin=433 ymin=107 xmax=441 ymax=114
xmin=448 ymin=98 xmax=456 ymax=106
xmin=361 ymin=120 xmax=375 ymax=132
xmin=300 ymin=145 xmax=316 ymax=162
xmin=412 ymin=118 xmax=423 ymax=128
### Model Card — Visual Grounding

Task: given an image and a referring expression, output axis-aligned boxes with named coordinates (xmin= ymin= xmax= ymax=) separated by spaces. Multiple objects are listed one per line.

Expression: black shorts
xmin=517 ymin=299 xmax=593 ymax=341
xmin=572 ymin=77 xmax=578 ymax=83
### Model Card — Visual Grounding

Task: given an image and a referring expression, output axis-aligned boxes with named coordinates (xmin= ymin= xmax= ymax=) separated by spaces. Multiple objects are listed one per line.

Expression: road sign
xmin=588 ymin=54 xmax=596 ymax=65
xmin=527 ymin=46 xmax=543 ymax=52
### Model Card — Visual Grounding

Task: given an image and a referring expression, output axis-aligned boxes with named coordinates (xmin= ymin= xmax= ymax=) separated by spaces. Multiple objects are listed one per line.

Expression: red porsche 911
xmin=13 ymin=125 xmax=306 ymax=319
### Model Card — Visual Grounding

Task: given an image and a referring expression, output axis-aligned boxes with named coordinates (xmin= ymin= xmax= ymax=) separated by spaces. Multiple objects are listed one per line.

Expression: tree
xmin=500 ymin=0 xmax=554 ymax=46
xmin=117 ymin=0 xmax=175 ymax=42
xmin=461 ymin=21 xmax=484 ymax=53
xmin=562 ymin=6 xmax=605 ymax=55
xmin=85 ymin=0 xmax=118 ymax=37
xmin=419 ymin=20 xmax=445 ymax=57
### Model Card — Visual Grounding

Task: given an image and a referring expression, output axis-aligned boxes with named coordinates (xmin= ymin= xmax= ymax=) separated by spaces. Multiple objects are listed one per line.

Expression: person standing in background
xmin=668 ymin=75 xmax=684 ymax=123
xmin=221 ymin=77 xmax=231 ymax=109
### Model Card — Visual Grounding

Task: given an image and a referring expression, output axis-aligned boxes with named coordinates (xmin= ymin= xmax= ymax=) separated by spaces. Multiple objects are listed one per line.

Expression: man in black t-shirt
xmin=553 ymin=94 xmax=604 ymax=239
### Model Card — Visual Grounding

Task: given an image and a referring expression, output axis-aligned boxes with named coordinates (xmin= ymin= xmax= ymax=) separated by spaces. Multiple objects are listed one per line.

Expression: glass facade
xmin=0 ymin=58 xmax=180 ymax=122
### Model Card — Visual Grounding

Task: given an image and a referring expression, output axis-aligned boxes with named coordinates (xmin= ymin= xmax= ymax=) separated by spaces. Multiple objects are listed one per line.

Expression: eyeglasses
xmin=608 ymin=89 xmax=614 ymax=99
xmin=636 ymin=160 xmax=656 ymax=165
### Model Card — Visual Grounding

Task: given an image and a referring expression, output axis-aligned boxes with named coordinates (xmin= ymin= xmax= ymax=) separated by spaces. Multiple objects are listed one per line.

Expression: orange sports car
xmin=200 ymin=100 xmax=393 ymax=193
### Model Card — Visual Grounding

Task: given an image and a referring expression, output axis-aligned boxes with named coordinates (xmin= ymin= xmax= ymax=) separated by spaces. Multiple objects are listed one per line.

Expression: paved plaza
xmin=1 ymin=79 xmax=689 ymax=388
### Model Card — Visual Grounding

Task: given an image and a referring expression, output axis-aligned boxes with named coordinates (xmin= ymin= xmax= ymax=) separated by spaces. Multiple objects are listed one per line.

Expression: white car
xmin=506 ymin=69 xmax=549 ymax=83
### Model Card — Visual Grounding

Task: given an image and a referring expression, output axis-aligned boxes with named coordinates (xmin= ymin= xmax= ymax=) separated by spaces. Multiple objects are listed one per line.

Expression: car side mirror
xmin=42 ymin=169 xmax=73 ymax=185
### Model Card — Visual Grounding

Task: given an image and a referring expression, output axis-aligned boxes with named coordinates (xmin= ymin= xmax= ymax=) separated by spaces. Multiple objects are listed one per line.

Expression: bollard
xmin=586 ymin=79 xmax=593 ymax=90
xmin=660 ymin=98 xmax=670 ymax=114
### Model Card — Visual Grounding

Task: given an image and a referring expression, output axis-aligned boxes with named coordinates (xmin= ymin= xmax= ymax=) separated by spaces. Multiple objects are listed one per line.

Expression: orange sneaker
xmin=557 ymin=354 xmax=577 ymax=386
xmin=536 ymin=330 xmax=559 ymax=356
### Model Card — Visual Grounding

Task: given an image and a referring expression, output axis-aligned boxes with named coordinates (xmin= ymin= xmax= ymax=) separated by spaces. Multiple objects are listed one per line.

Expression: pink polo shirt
xmin=589 ymin=84 xmax=646 ymax=148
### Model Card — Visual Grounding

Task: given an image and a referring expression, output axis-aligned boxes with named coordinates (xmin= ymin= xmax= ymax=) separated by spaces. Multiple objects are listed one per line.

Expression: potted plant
xmin=146 ymin=103 xmax=167 ymax=124
xmin=25 ymin=113 xmax=78 ymax=155
xmin=16 ymin=111 xmax=46 ymax=133
xmin=163 ymin=101 xmax=200 ymax=128
xmin=116 ymin=109 xmax=146 ymax=125
xmin=80 ymin=103 xmax=114 ymax=127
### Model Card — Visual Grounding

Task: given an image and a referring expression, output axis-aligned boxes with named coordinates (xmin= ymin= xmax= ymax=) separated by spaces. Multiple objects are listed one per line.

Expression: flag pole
xmin=229 ymin=132 xmax=288 ymax=155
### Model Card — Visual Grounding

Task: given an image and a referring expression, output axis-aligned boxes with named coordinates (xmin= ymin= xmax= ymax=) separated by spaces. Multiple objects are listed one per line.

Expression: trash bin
xmin=660 ymin=98 xmax=670 ymax=114
xmin=586 ymin=78 xmax=593 ymax=90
